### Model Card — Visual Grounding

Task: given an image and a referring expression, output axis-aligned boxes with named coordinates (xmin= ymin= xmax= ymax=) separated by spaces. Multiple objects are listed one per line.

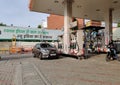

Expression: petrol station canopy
xmin=29 ymin=0 xmax=120 ymax=23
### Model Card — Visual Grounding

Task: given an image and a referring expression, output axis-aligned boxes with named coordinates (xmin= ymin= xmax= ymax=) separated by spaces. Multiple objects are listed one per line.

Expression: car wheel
xmin=39 ymin=53 xmax=43 ymax=60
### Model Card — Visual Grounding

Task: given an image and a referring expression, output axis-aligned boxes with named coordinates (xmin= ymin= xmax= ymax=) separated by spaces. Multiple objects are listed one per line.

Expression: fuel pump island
xmin=57 ymin=20 xmax=105 ymax=59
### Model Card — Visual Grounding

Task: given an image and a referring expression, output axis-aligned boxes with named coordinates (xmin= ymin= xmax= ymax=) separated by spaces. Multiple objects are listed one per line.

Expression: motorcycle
xmin=106 ymin=45 xmax=120 ymax=62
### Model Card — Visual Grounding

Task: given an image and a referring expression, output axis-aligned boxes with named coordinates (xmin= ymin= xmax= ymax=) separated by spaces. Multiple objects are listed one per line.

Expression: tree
xmin=118 ymin=23 xmax=120 ymax=27
xmin=0 ymin=22 xmax=6 ymax=26
xmin=37 ymin=25 xmax=42 ymax=29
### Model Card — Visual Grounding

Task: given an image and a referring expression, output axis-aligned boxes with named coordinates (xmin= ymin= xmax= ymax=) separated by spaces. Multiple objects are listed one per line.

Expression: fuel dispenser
xmin=69 ymin=18 xmax=80 ymax=55
xmin=81 ymin=26 xmax=105 ymax=55
xmin=57 ymin=35 xmax=63 ymax=54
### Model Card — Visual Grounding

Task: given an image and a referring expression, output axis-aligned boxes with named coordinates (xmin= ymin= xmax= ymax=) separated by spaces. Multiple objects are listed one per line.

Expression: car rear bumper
xmin=42 ymin=52 xmax=59 ymax=58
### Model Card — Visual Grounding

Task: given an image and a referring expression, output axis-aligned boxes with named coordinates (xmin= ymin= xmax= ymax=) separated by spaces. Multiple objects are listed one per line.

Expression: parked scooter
xmin=106 ymin=45 xmax=120 ymax=62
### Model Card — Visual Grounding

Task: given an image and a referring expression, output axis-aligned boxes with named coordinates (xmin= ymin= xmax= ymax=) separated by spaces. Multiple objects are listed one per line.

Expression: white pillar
xmin=104 ymin=8 xmax=113 ymax=45
xmin=63 ymin=0 xmax=73 ymax=54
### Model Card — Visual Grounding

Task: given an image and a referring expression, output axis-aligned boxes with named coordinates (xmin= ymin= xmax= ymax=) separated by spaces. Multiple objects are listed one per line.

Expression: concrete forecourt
xmin=0 ymin=53 xmax=120 ymax=85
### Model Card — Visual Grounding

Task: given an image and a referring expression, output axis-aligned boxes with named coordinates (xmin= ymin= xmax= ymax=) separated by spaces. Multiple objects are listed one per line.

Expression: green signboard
xmin=0 ymin=26 xmax=63 ymax=41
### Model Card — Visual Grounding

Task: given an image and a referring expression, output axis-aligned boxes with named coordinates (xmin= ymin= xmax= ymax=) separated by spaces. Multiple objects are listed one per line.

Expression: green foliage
xmin=0 ymin=23 xmax=6 ymax=26
xmin=118 ymin=23 xmax=120 ymax=27
xmin=37 ymin=25 xmax=42 ymax=29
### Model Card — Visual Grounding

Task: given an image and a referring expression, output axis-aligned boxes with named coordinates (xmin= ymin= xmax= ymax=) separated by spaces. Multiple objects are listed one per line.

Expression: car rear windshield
xmin=40 ymin=43 xmax=53 ymax=48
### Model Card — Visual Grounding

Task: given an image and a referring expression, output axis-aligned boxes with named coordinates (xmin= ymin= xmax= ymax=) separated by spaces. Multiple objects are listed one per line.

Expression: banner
xmin=0 ymin=26 xmax=63 ymax=41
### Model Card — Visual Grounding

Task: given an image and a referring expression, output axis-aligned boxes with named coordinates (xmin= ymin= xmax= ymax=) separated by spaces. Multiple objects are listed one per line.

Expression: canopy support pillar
xmin=104 ymin=8 xmax=113 ymax=45
xmin=63 ymin=0 xmax=73 ymax=54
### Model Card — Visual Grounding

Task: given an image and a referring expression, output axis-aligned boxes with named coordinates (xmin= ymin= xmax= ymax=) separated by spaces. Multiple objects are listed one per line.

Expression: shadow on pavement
xmin=0 ymin=54 xmax=32 ymax=61
xmin=60 ymin=53 xmax=107 ymax=60
xmin=41 ymin=55 xmax=66 ymax=60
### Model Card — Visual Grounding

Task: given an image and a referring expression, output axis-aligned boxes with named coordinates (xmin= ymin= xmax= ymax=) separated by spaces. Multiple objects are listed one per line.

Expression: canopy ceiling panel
xmin=29 ymin=0 xmax=120 ymax=22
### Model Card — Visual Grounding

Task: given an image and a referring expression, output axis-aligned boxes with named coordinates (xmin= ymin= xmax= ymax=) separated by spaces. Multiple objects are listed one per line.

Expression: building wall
xmin=47 ymin=15 xmax=64 ymax=30
xmin=47 ymin=14 xmax=84 ymax=30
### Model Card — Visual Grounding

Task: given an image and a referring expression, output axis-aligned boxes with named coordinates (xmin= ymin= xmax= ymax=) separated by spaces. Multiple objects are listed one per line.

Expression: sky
xmin=0 ymin=0 xmax=49 ymax=28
